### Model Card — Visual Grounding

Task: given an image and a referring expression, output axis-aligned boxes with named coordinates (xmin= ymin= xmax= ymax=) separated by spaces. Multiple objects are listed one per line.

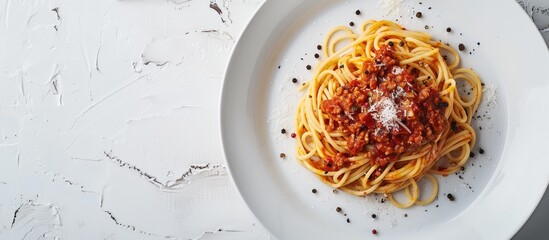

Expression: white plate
xmin=220 ymin=0 xmax=549 ymax=239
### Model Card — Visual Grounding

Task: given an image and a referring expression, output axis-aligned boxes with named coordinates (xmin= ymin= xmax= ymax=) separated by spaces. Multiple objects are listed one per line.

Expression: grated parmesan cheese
xmin=482 ymin=84 xmax=497 ymax=106
xmin=392 ymin=66 xmax=403 ymax=75
xmin=377 ymin=0 xmax=413 ymax=24
xmin=378 ymin=0 xmax=404 ymax=16
xmin=369 ymin=97 xmax=401 ymax=131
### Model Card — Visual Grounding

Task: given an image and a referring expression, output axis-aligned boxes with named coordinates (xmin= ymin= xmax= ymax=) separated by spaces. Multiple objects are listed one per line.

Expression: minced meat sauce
xmin=319 ymin=44 xmax=448 ymax=170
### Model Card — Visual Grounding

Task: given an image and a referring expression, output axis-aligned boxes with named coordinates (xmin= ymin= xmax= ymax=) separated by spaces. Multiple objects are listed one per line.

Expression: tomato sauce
xmin=320 ymin=45 xmax=448 ymax=169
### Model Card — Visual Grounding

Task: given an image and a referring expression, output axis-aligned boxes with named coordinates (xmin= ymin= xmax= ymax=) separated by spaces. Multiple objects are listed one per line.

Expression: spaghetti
xmin=294 ymin=20 xmax=482 ymax=208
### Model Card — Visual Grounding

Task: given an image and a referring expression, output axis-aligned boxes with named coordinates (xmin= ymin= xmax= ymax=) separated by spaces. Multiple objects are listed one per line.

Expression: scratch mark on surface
xmin=209 ymin=1 xmax=231 ymax=24
xmin=52 ymin=78 xmax=59 ymax=95
xmin=8 ymin=200 xmax=62 ymax=240
xmin=209 ymin=2 xmax=223 ymax=15
xmin=200 ymin=29 xmax=234 ymax=43
xmin=48 ymin=64 xmax=60 ymax=94
xmin=16 ymin=146 xmax=20 ymax=168
xmin=103 ymin=210 xmax=179 ymax=239
xmin=80 ymin=40 xmax=94 ymax=101
xmin=35 ymin=160 xmax=99 ymax=195
xmin=99 ymin=185 xmax=106 ymax=208
xmin=50 ymin=6 xmax=62 ymax=31
xmin=104 ymin=151 xmax=226 ymax=190
xmin=26 ymin=12 xmax=37 ymax=27
xmin=11 ymin=205 xmax=22 ymax=227
xmin=49 ymin=173 xmax=99 ymax=195
xmin=71 ymin=157 xmax=103 ymax=162
xmin=105 ymin=150 xmax=167 ymax=188
xmin=222 ymin=0 xmax=233 ymax=24
xmin=66 ymin=74 xmax=150 ymax=132
xmin=19 ymin=72 xmax=25 ymax=98
xmin=65 ymin=136 xmax=80 ymax=151
xmin=47 ymin=64 xmax=63 ymax=105
xmin=95 ymin=33 xmax=103 ymax=73
xmin=142 ymin=55 xmax=168 ymax=66
xmin=51 ymin=7 xmax=60 ymax=21
xmin=166 ymin=164 xmax=225 ymax=189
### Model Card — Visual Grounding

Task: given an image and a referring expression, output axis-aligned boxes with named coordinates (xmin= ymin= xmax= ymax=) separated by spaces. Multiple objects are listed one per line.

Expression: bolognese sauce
xmin=320 ymin=45 xmax=448 ymax=169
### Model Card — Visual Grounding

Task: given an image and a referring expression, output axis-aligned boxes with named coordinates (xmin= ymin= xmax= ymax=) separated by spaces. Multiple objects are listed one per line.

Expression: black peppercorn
xmin=451 ymin=121 xmax=458 ymax=131
xmin=438 ymin=102 xmax=449 ymax=108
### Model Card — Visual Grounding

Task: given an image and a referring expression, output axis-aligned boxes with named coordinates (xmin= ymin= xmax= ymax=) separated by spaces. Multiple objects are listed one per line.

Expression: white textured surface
xmin=0 ymin=0 xmax=546 ymax=239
